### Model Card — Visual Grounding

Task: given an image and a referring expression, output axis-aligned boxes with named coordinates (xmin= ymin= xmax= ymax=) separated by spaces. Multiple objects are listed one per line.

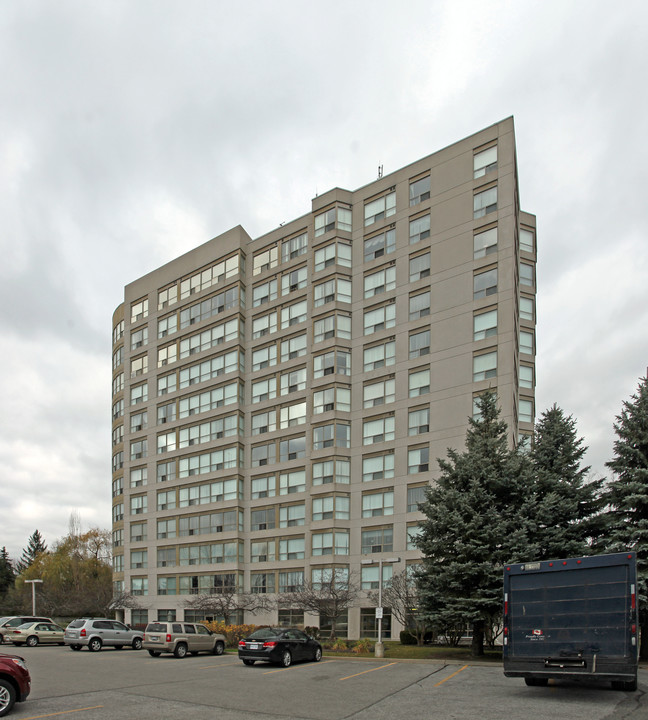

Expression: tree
xmin=278 ymin=569 xmax=360 ymax=641
xmin=605 ymin=375 xmax=648 ymax=660
xmin=0 ymin=547 xmax=15 ymax=596
xmin=529 ymin=405 xmax=605 ymax=559
xmin=15 ymin=530 xmax=48 ymax=573
xmin=415 ymin=392 xmax=533 ymax=656
xmin=184 ymin=587 xmax=270 ymax=625
xmin=369 ymin=570 xmax=431 ymax=646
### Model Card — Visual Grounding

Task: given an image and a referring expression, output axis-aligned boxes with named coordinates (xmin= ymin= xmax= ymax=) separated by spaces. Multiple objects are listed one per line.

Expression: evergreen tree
xmin=415 ymin=392 xmax=533 ymax=656
xmin=529 ymin=405 xmax=605 ymax=559
xmin=16 ymin=530 xmax=48 ymax=573
xmin=0 ymin=547 xmax=15 ymax=596
xmin=605 ymin=375 xmax=648 ymax=660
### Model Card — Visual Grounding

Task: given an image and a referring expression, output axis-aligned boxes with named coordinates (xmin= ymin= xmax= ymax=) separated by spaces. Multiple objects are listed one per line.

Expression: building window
xmin=312 ymin=494 xmax=350 ymax=521
xmin=281 ymin=266 xmax=308 ymax=295
xmin=252 ymin=410 xmax=276 ymax=435
xmin=157 ymin=315 xmax=177 ymax=339
xmin=131 ymin=298 xmax=149 ymax=323
xmin=409 ymin=329 xmax=430 ymax=359
xmin=409 ymin=176 xmax=430 ymax=206
xmin=364 ymin=191 xmax=396 ymax=227
xmin=408 ymin=369 xmax=430 ymax=397
xmin=279 ymin=435 xmax=306 ymax=461
xmin=279 ymin=469 xmax=306 ymax=495
xmin=473 ymin=351 xmax=497 ymax=381
xmin=279 ymin=537 xmax=305 ymax=561
xmin=520 ymin=296 xmax=534 ymax=322
xmin=520 ymin=364 xmax=534 ymax=389
xmin=474 ymin=308 xmax=497 ymax=341
xmin=157 ymin=344 xmax=176 ymax=368
xmin=113 ymin=554 xmax=124 ymax=572
xmin=313 ymin=423 xmax=350 ymax=450
xmin=252 ymin=278 xmax=278 ymax=307
xmin=251 ymin=540 xmax=276 ymax=563
xmin=279 ymin=503 xmax=305 ymax=528
xmin=473 ymin=146 xmax=497 ymax=178
xmin=363 ymin=340 xmax=396 ymax=371
xmin=252 ymin=311 xmax=277 ymax=339
xmin=313 ymin=313 xmax=352 ymax=343
xmin=362 ymin=490 xmax=394 ymax=518
xmin=157 ymin=578 xmax=177 ymax=596
xmin=362 ymin=452 xmax=394 ymax=482
xmin=314 ymin=277 xmax=352 ymax=307
xmin=364 ymin=266 xmax=396 ymax=298
xmin=363 ymin=378 xmax=395 ymax=408
xmin=312 ymin=531 xmax=350 ymax=556
xmin=520 ymin=330 xmax=534 ymax=355
xmin=474 ymin=226 xmax=497 ymax=258
xmin=361 ymin=566 xmax=393 ymax=591
xmin=409 ymin=253 xmax=430 ymax=282
xmin=130 ymin=467 xmax=148 ymax=488
xmin=408 ymin=407 xmax=430 ymax=435
xmin=314 ymin=242 xmax=352 ymax=271
xmin=313 ymin=349 xmax=351 ymax=378
xmin=312 ymin=458 xmax=350 ymax=485
xmin=112 ymin=424 xmax=124 ymax=447
xmin=278 ymin=572 xmax=304 ymax=594
xmin=130 ymin=495 xmax=148 ymax=515
xmin=112 ymin=451 xmax=124 ymax=472
xmin=252 ymin=376 xmax=277 ymax=403
xmin=474 ymin=268 xmax=498 ymax=299
xmin=409 ymin=291 xmax=430 ymax=320
xmin=280 ymin=367 xmax=307 ymax=395
xmin=474 ymin=186 xmax=497 ymax=218
xmin=157 ymin=460 xmax=176 ymax=483
xmin=157 ymin=519 xmax=176 ymax=539
xmin=409 ymin=214 xmax=430 ymax=244
xmin=407 ymin=485 xmax=427 ymax=512
xmin=362 ymin=416 xmax=395 ymax=445
xmin=156 ymin=490 xmax=176 ymax=511
xmin=130 ymin=439 xmax=147 ymax=461
xmin=130 ymin=550 xmax=148 ymax=570
xmin=313 ymin=386 xmax=351 ymax=414
xmin=157 ymin=373 xmax=176 ymax=396
xmin=407 ymin=525 xmax=422 ymax=550
xmin=112 ymin=399 xmax=124 ymax=420
xmin=315 ymin=207 xmax=352 ymax=236
xmin=253 ymin=246 xmax=278 ymax=275
xmin=112 ymin=477 xmax=123 ymax=498
xmin=364 ymin=303 xmax=396 ymax=335
xmin=251 ymin=507 xmax=276 ymax=531
xmin=281 ymin=231 xmax=308 ymax=261
xmin=251 ymin=475 xmax=276 ymax=499
xmin=281 ymin=300 xmax=307 ymax=329
xmin=520 ymin=228 xmax=535 ymax=254
xmin=361 ymin=526 xmax=393 ymax=554
xmin=251 ymin=442 xmax=276 ymax=467
xmin=407 ymin=447 xmax=429 ymax=474
xmin=130 ymin=383 xmax=148 ymax=406
xmin=251 ymin=572 xmax=276 ymax=594
xmin=364 ymin=228 xmax=396 ymax=261
xmin=280 ymin=402 xmax=307 ymax=429
xmin=113 ymin=319 xmax=125 ymax=343
xmin=158 ymin=284 xmax=177 ymax=310
xmin=520 ymin=262 xmax=534 ymax=287
xmin=519 ymin=399 xmax=534 ymax=424
xmin=112 ymin=503 xmax=124 ymax=522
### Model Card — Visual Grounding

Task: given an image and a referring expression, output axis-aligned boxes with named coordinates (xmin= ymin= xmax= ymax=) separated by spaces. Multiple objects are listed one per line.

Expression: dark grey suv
xmin=64 ymin=618 xmax=143 ymax=652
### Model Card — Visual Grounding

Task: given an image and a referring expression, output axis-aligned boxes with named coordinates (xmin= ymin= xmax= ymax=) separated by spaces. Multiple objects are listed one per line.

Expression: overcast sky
xmin=1 ymin=0 xmax=646 ymax=561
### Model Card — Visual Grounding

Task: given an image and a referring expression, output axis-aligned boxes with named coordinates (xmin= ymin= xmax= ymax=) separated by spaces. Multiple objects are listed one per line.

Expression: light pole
xmin=361 ymin=556 xmax=400 ymax=657
xmin=24 ymin=579 xmax=43 ymax=615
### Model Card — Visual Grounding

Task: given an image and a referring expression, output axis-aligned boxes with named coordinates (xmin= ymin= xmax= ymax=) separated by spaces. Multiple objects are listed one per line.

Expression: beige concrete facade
xmin=111 ymin=117 xmax=536 ymax=639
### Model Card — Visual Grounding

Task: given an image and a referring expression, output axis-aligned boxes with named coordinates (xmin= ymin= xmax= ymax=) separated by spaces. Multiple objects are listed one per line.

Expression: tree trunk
xmin=471 ymin=619 xmax=485 ymax=657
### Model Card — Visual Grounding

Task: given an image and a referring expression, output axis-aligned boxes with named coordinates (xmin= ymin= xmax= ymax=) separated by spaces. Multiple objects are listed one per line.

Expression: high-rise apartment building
xmin=111 ymin=117 xmax=536 ymax=638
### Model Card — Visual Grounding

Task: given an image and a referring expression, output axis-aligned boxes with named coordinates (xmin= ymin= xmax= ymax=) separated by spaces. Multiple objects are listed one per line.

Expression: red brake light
xmin=263 ymin=641 xmax=277 ymax=648
xmin=166 ymin=634 xmax=172 ymax=642
xmin=80 ymin=628 xmax=87 ymax=637
xmin=631 ymin=624 xmax=637 ymax=634
xmin=238 ymin=640 xmax=245 ymax=647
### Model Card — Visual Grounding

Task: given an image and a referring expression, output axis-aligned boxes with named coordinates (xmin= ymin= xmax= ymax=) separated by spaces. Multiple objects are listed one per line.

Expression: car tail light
xmin=238 ymin=640 xmax=246 ymax=647
xmin=166 ymin=634 xmax=172 ymax=642
xmin=263 ymin=641 xmax=277 ymax=648
xmin=80 ymin=629 xmax=87 ymax=637
xmin=12 ymin=630 xmax=22 ymax=635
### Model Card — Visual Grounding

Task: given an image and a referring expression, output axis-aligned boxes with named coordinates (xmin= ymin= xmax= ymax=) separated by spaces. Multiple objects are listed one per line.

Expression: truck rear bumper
xmin=504 ymin=656 xmax=637 ymax=683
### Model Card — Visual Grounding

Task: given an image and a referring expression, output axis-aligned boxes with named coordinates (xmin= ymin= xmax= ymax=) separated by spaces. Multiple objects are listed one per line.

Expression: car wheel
xmin=147 ymin=650 xmax=161 ymax=657
xmin=88 ymin=638 xmax=103 ymax=652
xmin=131 ymin=637 xmax=143 ymax=651
xmin=212 ymin=641 xmax=225 ymax=656
xmin=26 ymin=635 xmax=39 ymax=648
xmin=70 ymin=644 xmax=82 ymax=651
xmin=242 ymin=659 xmax=255 ymax=666
xmin=174 ymin=643 xmax=188 ymax=658
xmin=279 ymin=650 xmax=292 ymax=667
xmin=0 ymin=678 xmax=17 ymax=718
xmin=313 ymin=647 xmax=322 ymax=662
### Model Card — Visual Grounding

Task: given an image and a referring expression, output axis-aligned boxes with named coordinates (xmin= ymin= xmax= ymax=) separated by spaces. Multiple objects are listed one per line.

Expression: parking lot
xmin=4 ymin=645 xmax=647 ymax=720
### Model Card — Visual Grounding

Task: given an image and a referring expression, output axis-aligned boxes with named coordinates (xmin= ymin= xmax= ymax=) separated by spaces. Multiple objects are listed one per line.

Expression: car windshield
xmin=248 ymin=628 xmax=281 ymax=640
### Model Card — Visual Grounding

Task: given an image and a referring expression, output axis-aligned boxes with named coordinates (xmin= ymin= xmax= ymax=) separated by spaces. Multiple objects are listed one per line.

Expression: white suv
xmin=64 ymin=618 xmax=144 ymax=652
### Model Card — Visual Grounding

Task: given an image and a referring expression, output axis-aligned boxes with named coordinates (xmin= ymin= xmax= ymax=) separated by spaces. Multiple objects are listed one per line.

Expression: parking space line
xmin=339 ymin=662 xmax=398 ymax=681
xmin=20 ymin=706 xmax=104 ymax=720
xmin=263 ymin=660 xmax=336 ymax=674
xmin=434 ymin=664 xmax=468 ymax=686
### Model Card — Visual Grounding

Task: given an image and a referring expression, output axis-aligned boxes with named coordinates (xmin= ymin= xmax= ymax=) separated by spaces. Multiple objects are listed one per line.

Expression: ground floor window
xmin=157 ymin=609 xmax=177 ymax=622
xmin=319 ymin=611 xmax=348 ymax=638
xmin=131 ymin=609 xmax=148 ymax=629
xmin=278 ymin=608 xmax=304 ymax=627
xmin=359 ymin=608 xmax=392 ymax=639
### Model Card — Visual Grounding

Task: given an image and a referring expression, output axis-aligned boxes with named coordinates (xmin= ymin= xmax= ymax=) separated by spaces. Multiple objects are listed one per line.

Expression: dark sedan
xmin=238 ymin=627 xmax=322 ymax=667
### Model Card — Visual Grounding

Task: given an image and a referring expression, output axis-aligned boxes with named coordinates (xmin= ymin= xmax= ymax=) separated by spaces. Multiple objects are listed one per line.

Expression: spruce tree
xmin=605 ymin=375 xmax=648 ymax=659
xmin=0 ymin=547 xmax=15 ymax=595
xmin=416 ymin=392 xmax=533 ymax=656
xmin=17 ymin=530 xmax=48 ymax=573
xmin=529 ymin=405 xmax=605 ymax=559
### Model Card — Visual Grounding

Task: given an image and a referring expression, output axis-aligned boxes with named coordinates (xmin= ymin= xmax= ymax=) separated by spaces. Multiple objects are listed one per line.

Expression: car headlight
xmin=11 ymin=658 xmax=27 ymax=670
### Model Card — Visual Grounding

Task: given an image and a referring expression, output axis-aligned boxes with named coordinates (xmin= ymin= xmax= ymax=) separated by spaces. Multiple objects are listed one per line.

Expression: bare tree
xmin=369 ymin=570 xmax=432 ymax=645
xmin=278 ymin=569 xmax=360 ymax=641
xmin=184 ymin=587 xmax=270 ymax=624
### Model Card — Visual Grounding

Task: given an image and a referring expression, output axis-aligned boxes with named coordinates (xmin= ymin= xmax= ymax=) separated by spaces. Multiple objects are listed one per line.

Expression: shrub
xmin=352 ymin=638 xmax=374 ymax=654
xmin=329 ymin=638 xmax=348 ymax=652
xmin=203 ymin=622 xmax=267 ymax=648
xmin=400 ymin=630 xmax=417 ymax=645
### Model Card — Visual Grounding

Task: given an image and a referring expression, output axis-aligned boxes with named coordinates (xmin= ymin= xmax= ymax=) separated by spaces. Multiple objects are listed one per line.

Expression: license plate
xmin=249 ymin=643 xmax=260 ymax=650
xmin=150 ymin=636 xmax=159 ymax=641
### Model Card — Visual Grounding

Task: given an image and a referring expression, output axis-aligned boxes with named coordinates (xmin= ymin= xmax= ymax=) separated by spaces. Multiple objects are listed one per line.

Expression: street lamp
xmin=24 ymin=579 xmax=43 ymax=615
xmin=361 ymin=556 xmax=400 ymax=657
